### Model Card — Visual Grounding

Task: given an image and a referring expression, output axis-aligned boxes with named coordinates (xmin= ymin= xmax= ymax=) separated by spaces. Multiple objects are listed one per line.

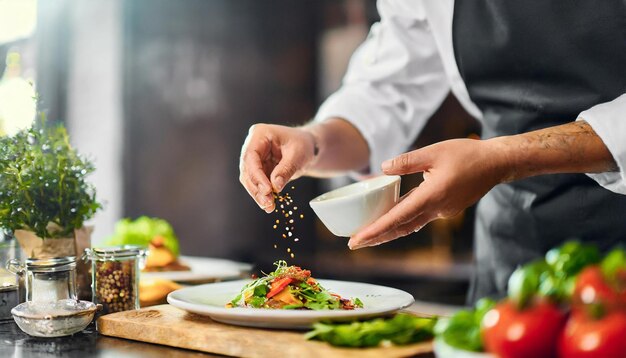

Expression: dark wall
xmin=123 ymin=0 xmax=320 ymax=267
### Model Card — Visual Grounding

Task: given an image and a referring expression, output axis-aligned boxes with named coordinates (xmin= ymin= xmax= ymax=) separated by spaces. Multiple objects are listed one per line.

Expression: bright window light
xmin=0 ymin=52 xmax=36 ymax=136
xmin=0 ymin=0 xmax=37 ymax=44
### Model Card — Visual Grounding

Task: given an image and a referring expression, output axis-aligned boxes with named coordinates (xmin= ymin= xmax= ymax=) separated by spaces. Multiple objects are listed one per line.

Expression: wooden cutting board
xmin=97 ymin=305 xmax=433 ymax=358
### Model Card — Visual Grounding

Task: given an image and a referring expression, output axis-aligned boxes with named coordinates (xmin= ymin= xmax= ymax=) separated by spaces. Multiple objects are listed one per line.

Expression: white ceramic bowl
xmin=309 ymin=175 xmax=401 ymax=237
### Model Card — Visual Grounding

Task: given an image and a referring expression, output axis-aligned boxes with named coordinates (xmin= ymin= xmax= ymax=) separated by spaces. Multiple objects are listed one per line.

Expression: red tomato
xmin=559 ymin=310 xmax=626 ymax=358
xmin=574 ymin=266 xmax=623 ymax=312
xmin=266 ymin=277 xmax=292 ymax=298
xmin=482 ymin=300 xmax=566 ymax=358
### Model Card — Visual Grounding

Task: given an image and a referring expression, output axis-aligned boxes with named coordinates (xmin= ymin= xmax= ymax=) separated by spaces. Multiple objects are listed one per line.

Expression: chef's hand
xmin=348 ymin=138 xmax=506 ymax=250
xmin=239 ymin=124 xmax=317 ymax=213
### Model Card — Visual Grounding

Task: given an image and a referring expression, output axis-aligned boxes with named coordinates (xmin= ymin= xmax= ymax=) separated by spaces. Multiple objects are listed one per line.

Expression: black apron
xmin=452 ymin=0 xmax=626 ymax=303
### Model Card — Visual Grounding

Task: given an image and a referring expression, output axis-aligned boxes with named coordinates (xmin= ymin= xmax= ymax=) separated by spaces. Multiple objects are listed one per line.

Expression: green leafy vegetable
xmin=601 ymin=247 xmax=626 ymax=278
xmin=228 ymin=261 xmax=362 ymax=310
xmin=508 ymin=260 xmax=550 ymax=308
xmin=105 ymin=216 xmax=180 ymax=256
xmin=0 ymin=115 xmax=100 ymax=238
xmin=354 ymin=297 xmax=364 ymax=308
xmin=434 ymin=298 xmax=495 ymax=352
xmin=507 ymin=241 xmax=601 ymax=308
xmin=306 ymin=313 xmax=437 ymax=347
xmin=546 ymin=241 xmax=601 ymax=277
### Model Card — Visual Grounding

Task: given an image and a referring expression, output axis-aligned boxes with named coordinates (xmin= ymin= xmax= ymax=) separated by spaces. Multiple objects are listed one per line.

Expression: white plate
xmin=433 ymin=338 xmax=495 ymax=358
xmin=141 ymin=256 xmax=252 ymax=283
xmin=167 ymin=279 xmax=415 ymax=329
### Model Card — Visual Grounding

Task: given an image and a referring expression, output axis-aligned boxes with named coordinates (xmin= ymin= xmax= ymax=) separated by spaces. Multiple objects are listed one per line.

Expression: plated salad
xmin=227 ymin=261 xmax=363 ymax=310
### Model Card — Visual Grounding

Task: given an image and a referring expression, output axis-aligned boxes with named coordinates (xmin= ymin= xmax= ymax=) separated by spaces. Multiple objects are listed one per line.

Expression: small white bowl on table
xmin=309 ymin=175 xmax=401 ymax=237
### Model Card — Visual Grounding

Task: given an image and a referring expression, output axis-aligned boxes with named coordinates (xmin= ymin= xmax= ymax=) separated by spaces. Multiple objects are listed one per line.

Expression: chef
xmin=239 ymin=0 xmax=626 ymax=301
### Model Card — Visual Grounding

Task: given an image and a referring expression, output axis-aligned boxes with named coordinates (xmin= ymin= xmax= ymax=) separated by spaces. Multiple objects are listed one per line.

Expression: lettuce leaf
xmin=104 ymin=216 xmax=179 ymax=256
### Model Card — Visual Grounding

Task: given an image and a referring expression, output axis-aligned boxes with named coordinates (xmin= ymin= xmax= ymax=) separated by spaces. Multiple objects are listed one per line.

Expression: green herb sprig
xmin=0 ymin=114 xmax=100 ymax=238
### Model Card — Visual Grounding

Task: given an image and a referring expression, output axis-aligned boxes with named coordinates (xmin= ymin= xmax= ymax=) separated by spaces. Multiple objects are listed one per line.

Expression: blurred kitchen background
xmin=0 ymin=0 xmax=480 ymax=305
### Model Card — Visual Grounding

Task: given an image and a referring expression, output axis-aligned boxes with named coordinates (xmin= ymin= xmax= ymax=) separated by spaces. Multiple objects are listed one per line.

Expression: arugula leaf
xmin=248 ymin=296 xmax=266 ymax=308
xmin=253 ymin=283 xmax=269 ymax=297
xmin=306 ymin=314 xmax=437 ymax=347
xmin=354 ymin=297 xmax=364 ymax=308
xmin=230 ymin=293 xmax=242 ymax=307
xmin=282 ymin=304 xmax=304 ymax=309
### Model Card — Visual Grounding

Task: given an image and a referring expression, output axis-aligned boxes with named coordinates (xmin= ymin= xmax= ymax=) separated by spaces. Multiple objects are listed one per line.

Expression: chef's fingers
xmin=381 ymin=147 xmax=432 ymax=175
xmin=240 ymin=126 xmax=275 ymax=212
xmin=240 ymin=173 xmax=274 ymax=213
xmin=349 ymin=215 xmax=432 ymax=250
xmin=269 ymin=144 xmax=305 ymax=193
xmin=348 ymin=186 xmax=435 ymax=249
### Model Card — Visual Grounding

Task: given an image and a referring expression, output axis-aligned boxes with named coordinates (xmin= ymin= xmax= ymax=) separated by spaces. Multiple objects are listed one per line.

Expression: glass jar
xmin=0 ymin=239 xmax=20 ymax=320
xmin=7 ymin=256 xmax=77 ymax=303
xmin=84 ymin=245 xmax=146 ymax=314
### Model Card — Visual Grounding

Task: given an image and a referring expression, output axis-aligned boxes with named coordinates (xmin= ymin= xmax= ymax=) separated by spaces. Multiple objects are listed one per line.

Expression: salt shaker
xmin=7 ymin=256 xmax=77 ymax=303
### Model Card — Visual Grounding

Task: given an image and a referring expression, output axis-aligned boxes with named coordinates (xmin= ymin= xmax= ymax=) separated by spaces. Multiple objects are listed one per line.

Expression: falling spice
xmin=271 ymin=188 xmax=306 ymax=261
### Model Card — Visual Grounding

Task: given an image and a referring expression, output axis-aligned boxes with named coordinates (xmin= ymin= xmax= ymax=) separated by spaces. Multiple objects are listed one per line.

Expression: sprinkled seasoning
xmin=271 ymin=188 xmax=305 ymax=260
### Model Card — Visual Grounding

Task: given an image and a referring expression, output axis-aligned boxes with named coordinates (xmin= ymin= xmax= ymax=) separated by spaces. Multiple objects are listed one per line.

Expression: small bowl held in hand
xmin=309 ymin=175 xmax=401 ymax=237
xmin=11 ymin=299 xmax=100 ymax=337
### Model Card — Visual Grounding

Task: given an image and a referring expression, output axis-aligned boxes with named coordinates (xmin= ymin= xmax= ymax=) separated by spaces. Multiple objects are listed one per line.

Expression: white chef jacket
xmin=314 ymin=0 xmax=626 ymax=195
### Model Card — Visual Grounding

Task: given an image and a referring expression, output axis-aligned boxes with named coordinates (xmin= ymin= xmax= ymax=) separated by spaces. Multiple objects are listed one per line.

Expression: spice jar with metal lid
xmin=0 ymin=239 xmax=20 ymax=320
xmin=83 ymin=245 xmax=146 ymax=314
xmin=7 ymin=256 xmax=77 ymax=303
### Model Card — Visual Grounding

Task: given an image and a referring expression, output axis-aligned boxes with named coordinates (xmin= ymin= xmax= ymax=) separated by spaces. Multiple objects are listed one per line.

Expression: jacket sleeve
xmin=578 ymin=93 xmax=626 ymax=194
xmin=314 ymin=0 xmax=449 ymax=174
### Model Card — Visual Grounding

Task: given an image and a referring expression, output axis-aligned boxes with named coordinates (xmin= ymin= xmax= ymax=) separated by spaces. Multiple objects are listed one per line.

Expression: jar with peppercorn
xmin=83 ymin=246 xmax=146 ymax=314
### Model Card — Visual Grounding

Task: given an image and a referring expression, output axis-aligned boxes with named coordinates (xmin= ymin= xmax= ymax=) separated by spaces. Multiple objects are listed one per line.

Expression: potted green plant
xmin=0 ymin=114 xmax=100 ymax=298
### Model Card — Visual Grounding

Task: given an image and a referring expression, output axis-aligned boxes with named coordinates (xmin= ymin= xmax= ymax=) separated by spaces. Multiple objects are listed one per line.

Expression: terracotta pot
xmin=14 ymin=226 xmax=94 ymax=301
